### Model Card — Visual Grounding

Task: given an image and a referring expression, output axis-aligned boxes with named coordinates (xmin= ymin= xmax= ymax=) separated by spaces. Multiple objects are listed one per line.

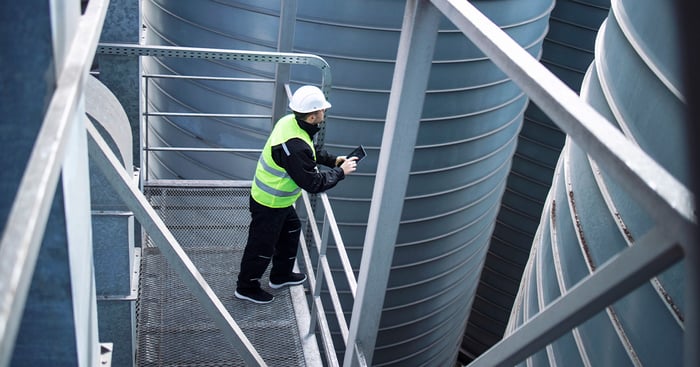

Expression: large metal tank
xmin=505 ymin=0 xmax=687 ymax=365
xmin=142 ymin=0 xmax=282 ymax=180
xmin=460 ymin=0 xmax=610 ymax=361
xmin=293 ymin=2 xmax=554 ymax=365
xmin=141 ymin=0 xmax=554 ymax=364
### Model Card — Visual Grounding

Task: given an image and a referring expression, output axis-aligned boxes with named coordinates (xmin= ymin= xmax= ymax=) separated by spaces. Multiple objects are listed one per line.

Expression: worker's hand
xmin=340 ymin=156 xmax=358 ymax=175
xmin=335 ymin=155 xmax=347 ymax=167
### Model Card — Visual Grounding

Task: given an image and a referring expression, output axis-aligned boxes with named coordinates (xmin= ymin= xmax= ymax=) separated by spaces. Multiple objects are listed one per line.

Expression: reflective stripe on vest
xmin=253 ymin=176 xmax=301 ymax=198
xmin=258 ymin=155 xmax=288 ymax=179
xmin=251 ymin=114 xmax=315 ymax=208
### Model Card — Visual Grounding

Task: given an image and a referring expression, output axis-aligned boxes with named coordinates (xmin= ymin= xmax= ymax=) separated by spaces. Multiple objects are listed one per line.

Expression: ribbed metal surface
xmin=505 ymin=0 xmax=686 ymax=365
xmin=140 ymin=0 xmax=553 ymax=364
xmin=460 ymin=0 xmax=610 ymax=361
xmin=292 ymin=1 xmax=553 ymax=365
xmin=136 ymin=184 xmax=307 ymax=366
xmin=142 ymin=0 xmax=281 ymax=180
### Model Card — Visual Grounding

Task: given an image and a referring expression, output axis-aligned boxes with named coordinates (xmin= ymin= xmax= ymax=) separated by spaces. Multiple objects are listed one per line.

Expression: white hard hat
xmin=288 ymin=85 xmax=332 ymax=113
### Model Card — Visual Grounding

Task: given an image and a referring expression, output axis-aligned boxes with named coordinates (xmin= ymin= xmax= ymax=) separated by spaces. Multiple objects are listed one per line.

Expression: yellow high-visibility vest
xmin=251 ymin=114 xmax=316 ymax=208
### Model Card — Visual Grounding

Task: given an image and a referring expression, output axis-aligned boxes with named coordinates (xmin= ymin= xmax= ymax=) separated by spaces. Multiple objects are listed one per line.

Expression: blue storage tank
xmin=460 ymin=0 xmax=610 ymax=361
xmin=142 ymin=0 xmax=553 ymax=364
xmin=505 ymin=0 xmax=687 ymax=365
xmin=142 ymin=0 xmax=282 ymax=180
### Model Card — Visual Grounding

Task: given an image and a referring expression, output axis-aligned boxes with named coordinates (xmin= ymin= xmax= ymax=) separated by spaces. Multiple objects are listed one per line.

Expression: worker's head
xmin=289 ymin=85 xmax=331 ymax=125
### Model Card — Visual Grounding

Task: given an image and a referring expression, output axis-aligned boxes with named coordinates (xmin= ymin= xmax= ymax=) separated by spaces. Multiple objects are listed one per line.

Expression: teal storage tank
xmin=292 ymin=2 xmax=553 ymax=365
xmin=142 ymin=0 xmax=281 ymax=180
xmin=460 ymin=0 xmax=610 ymax=362
xmin=505 ymin=0 xmax=687 ymax=365
xmin=141 ymin=0 xmax=554 ymax=364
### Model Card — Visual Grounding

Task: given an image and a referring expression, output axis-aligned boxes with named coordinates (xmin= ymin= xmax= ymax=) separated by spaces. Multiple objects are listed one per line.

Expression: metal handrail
xmin=145 ymin=147 xmax=263 ymax=153
xmin=298 ymin=224 xmax=341 ymax=366
xmin=297 ymin=190 xmax=359 ymax=366
xmin=140 ymin=72 xmax=273 ymax=182
xmin=0 ymin=0 xmax=109 ymax=365
xmin=140 ymin=71 xmax=271 ymax=181
xmin=143 ymin=73 xmax=275 ymax=83
xmin=113 ymin=47 xmax=332 ymax=181
xmin=302 ymin=192 xmax=357 ymax=331
xmin=319 ymin=193 xmax=358 ymax=298
xmin=98 ymin=44 xmax=332 ymax=92
xmin=144 ymin=112 xmax=272 ymax=119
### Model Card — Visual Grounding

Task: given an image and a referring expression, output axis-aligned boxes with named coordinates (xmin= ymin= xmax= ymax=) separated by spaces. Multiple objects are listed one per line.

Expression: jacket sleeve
xmin=271 ymin=138 xmax=345 ymax=194
xmin=315 ymin=145 xmax=339 ymax=168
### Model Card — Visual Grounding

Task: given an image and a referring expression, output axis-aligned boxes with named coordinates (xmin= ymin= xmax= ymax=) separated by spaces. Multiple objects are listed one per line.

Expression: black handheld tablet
xmin=347 ymin=145 xmax=366 ymax=162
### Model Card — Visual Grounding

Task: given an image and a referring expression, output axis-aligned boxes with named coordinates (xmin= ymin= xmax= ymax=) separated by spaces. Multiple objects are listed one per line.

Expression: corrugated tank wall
xmin=294 ymin=1 xmax=553 ymax=365
xmin=296 ymin=1 xmax=552 ymax=366
xmin=505 ymin=0 xmax=687 ymax=365
xmin=142 ymin=0 xmax=281 ymax=180
xmin=141 ymin=0 xmax=554 ymax=364
xmin=459 ymin=0 xmax=610 ymax=362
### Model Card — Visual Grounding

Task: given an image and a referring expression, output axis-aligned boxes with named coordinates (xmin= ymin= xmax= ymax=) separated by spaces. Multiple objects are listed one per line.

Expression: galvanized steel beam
xmin=97 ymin=43 xmax=332 ymax=97
xmin=319 ymin=193 xmax=357 ymax=298
xmin=273 ymin=0 xmax=298 ymax=124
xmin=298 ymin=229 xmax=340 ymax=366
xmin=0 ymin=0 xmax=109 ymax=364
xmin=343 ymin=1 xmax=441 ymax=365
xmin=300 ymin=190 xmax=358 ymax=348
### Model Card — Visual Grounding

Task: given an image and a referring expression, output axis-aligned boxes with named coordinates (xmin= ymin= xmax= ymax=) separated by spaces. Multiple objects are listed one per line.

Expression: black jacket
xmin=270 ymin=118 xmax=345 ymax=194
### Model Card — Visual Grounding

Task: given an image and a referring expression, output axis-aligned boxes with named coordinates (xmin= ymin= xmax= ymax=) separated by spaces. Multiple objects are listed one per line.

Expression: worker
xmin=235 ymin=85 xmax=358 ymax=304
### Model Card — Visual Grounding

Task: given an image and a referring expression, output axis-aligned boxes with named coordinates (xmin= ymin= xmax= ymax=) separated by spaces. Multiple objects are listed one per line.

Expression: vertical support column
xmin=142 ymin=76 xmax=150 ymax=183
xmin=63 ymin=95 xmax=101 ymax=367
xmin=343 ymin=1 xmax=440 ymax=365
xmin=50 ymin=1 xmax=102 ymax=365
xmin=272 ymin=0 xmax=298 ymax=125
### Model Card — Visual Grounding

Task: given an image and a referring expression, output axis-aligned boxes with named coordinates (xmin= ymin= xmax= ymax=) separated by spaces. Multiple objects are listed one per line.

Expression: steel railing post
xmin=272 ymin=0 xmax=298 ymax=124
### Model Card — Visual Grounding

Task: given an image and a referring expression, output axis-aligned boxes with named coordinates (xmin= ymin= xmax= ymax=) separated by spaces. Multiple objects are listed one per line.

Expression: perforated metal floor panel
xmin=136 ymin=182 xmax=309 ymax=366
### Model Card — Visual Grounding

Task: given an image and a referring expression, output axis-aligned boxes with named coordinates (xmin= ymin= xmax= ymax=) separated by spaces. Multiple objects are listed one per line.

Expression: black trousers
xmin=237 ymin=195 xmax=301 ymax=291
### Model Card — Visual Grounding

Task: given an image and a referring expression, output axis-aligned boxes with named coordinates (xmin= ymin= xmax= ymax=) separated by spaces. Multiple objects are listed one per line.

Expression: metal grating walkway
xmin=136 ymin=181 xmax=316 ymax=366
